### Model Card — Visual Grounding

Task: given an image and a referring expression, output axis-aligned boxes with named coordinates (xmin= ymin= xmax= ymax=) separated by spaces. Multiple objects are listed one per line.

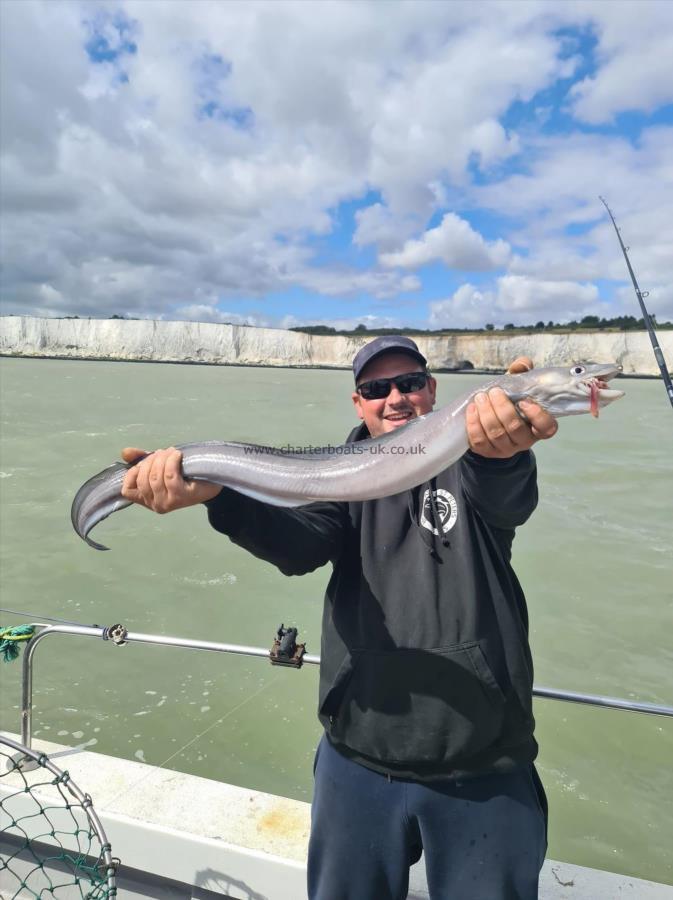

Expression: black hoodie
xmin=205 ymin=423 xmax=538 ymax=781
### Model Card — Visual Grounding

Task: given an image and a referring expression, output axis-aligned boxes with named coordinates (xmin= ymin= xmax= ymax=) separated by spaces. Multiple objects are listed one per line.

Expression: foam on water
xmin=182 ymin=573 xmax=238 ymax=586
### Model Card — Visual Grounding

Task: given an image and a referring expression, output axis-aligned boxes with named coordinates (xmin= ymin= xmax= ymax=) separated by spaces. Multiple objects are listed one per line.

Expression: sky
xmin=1 ymin=0 xmax=672 ymax=331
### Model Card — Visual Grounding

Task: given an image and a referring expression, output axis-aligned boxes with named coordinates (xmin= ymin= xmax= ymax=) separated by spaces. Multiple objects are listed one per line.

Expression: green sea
xmin=0 ymin=357 xmax=671 ymax=884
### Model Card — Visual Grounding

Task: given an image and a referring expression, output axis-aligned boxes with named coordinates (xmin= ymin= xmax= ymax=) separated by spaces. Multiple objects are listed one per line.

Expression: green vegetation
xmin=290 ymin=314 xmax=672 ymax=338
xmin=56 ymin=314 xmax=140 ymax=320
xmin=7 ymin=312 xmax=669 ymax=333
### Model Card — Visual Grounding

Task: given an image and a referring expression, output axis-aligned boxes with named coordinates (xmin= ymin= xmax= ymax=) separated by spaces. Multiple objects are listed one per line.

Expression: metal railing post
xmin=21 ymin=625 xmax=44 ymax=749
xmin=21 ymin=624 xmax=105 ymax=748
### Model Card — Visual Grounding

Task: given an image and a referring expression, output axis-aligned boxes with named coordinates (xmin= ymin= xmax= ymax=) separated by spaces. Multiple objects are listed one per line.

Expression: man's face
xmin=352 ymin=351 xmax=437 ymax=438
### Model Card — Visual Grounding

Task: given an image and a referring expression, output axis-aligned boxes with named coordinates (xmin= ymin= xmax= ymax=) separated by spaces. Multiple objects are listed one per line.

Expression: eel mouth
xmin=584 ymin=372 xmax=624 ymax=417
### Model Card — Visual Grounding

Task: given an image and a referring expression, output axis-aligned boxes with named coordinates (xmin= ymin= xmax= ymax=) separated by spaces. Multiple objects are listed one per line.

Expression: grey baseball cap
xmin=352 ymin=335 xmax=427 ymax=382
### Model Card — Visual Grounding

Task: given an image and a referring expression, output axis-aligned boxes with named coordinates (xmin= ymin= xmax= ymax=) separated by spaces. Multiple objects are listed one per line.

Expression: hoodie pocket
xmin=324 ymin=642 xmax=506 ymax=766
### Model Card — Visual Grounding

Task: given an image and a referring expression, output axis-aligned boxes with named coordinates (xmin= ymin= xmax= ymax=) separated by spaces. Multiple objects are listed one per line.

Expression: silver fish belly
xmin=71 ymin=363 xmax=624 ymax=550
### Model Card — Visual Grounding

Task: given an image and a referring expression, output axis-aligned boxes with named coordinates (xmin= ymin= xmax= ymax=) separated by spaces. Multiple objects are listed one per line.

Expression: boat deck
xmin=1 ymin=734 xmax=671 ymax=899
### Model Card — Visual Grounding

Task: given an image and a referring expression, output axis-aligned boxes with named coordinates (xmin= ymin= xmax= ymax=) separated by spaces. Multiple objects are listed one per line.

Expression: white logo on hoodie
xmin=420 ymin=488 xmax=458 ymax=535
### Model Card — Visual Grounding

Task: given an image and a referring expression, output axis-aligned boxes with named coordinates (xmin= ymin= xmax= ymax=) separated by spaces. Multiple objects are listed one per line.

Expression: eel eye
xmin=570 ymin=365 xmax=586 ymax=376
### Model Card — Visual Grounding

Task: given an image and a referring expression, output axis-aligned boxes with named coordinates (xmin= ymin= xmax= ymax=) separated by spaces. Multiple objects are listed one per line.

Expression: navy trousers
xmin=308 ymin=737 xmax=547 ymax=900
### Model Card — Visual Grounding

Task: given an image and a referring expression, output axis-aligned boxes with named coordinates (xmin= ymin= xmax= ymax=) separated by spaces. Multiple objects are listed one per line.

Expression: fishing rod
xmin=599 ymin=196 xmax=673 ymax=409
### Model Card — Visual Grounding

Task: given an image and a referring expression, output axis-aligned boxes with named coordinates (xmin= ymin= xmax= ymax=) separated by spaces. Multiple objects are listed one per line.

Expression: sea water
xmin=0 ymin=357 xmax=671 ymax=883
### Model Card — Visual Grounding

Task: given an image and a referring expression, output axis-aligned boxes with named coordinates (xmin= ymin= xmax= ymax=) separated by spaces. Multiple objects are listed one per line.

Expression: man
xmin=121 ymin=336 xmax=558 ymax=900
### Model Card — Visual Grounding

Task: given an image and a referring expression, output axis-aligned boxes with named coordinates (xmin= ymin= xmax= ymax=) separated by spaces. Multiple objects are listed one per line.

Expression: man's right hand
xmin=120 ymin=447 xmax=221 ymax=514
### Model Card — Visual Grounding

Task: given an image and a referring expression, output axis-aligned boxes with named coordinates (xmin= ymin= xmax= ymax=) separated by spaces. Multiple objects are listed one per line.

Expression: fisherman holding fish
xmin=113 ymin=337 xmax=597 ymax=899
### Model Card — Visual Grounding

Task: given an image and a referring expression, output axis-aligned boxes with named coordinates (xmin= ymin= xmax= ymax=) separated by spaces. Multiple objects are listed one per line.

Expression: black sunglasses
xmin=356 ymin=371 xmax=430 ymax=400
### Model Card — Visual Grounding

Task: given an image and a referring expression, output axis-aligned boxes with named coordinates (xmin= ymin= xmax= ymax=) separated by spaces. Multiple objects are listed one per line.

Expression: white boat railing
xmin=15 ymin=622 xmax=673 ymax=750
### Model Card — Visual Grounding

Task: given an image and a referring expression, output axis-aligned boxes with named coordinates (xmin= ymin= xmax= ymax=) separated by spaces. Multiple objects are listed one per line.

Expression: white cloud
xmin=0 ymin=1 xmax=671 ymax=326
xmin=285 ymin=267 xmax=421 ymax=300
xmin=468 ymin=120 xmax=521 ymax=169
xmin=37 ymin=284 xmax=65 ymax=306
xmin=429 ymin=275 xmax=602 ymax=329
xmin=353 ymin=203 xmax=423 ymax=252
xmin=496 ymin=274 xmax=598 ymax=314
xmin=614 ymin=282 xmax=673 ymax=321
xmin=429 ymin=284 xmax=497 ymax=330
xmin=474 ymin=128 xmax=673 ymax=287
xmin=173 ymin=304 xmax=272 ymax=327
xmin=280 ymin=313 xmax=403 ymax=331
xmin=568 ymin=2 xmax=673 ymax=124
xmin=380 ymin=214 xmax=510 ymax=271
xmin=0 ymin=1 xmax=569 ymax=320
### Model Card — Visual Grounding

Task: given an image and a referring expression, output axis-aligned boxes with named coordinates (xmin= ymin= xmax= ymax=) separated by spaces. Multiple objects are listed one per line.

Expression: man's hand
xmin=120 ymin=447 xmax=221 ymax=513
xmin=466 ymin=356 xmax=558 ymax=459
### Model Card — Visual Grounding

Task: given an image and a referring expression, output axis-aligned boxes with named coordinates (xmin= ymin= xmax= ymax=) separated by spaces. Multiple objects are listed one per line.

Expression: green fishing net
xmin=0 ymin=736 xmax=117 ymax=898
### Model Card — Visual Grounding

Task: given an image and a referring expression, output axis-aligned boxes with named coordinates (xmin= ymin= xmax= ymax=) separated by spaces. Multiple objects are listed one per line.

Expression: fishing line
xmin=599 ymin=196 xmax=673 ymax=410
xmin=98 ymin=672 xmax=281 ymax=811
xmin=0 ymin=606 xmax=97 ymax=627
xmin=1 ymin=606 xmax=287 ymax=806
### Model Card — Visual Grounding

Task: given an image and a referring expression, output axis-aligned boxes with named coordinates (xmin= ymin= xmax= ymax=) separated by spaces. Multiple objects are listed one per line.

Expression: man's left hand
xmin=466 ymin=356 xmax=558 ymax=459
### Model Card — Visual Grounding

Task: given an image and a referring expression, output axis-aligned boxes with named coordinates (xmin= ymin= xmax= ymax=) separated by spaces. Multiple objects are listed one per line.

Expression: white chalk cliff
xmin=1 ymin=315 xmax=671 ymax=376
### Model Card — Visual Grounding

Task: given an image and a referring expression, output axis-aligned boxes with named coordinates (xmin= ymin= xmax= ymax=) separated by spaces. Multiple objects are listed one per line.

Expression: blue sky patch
xmin=199 ymin=101 xmax=254 ymax=129
xmin=84 ymin=12 xmax=137 ymax=64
